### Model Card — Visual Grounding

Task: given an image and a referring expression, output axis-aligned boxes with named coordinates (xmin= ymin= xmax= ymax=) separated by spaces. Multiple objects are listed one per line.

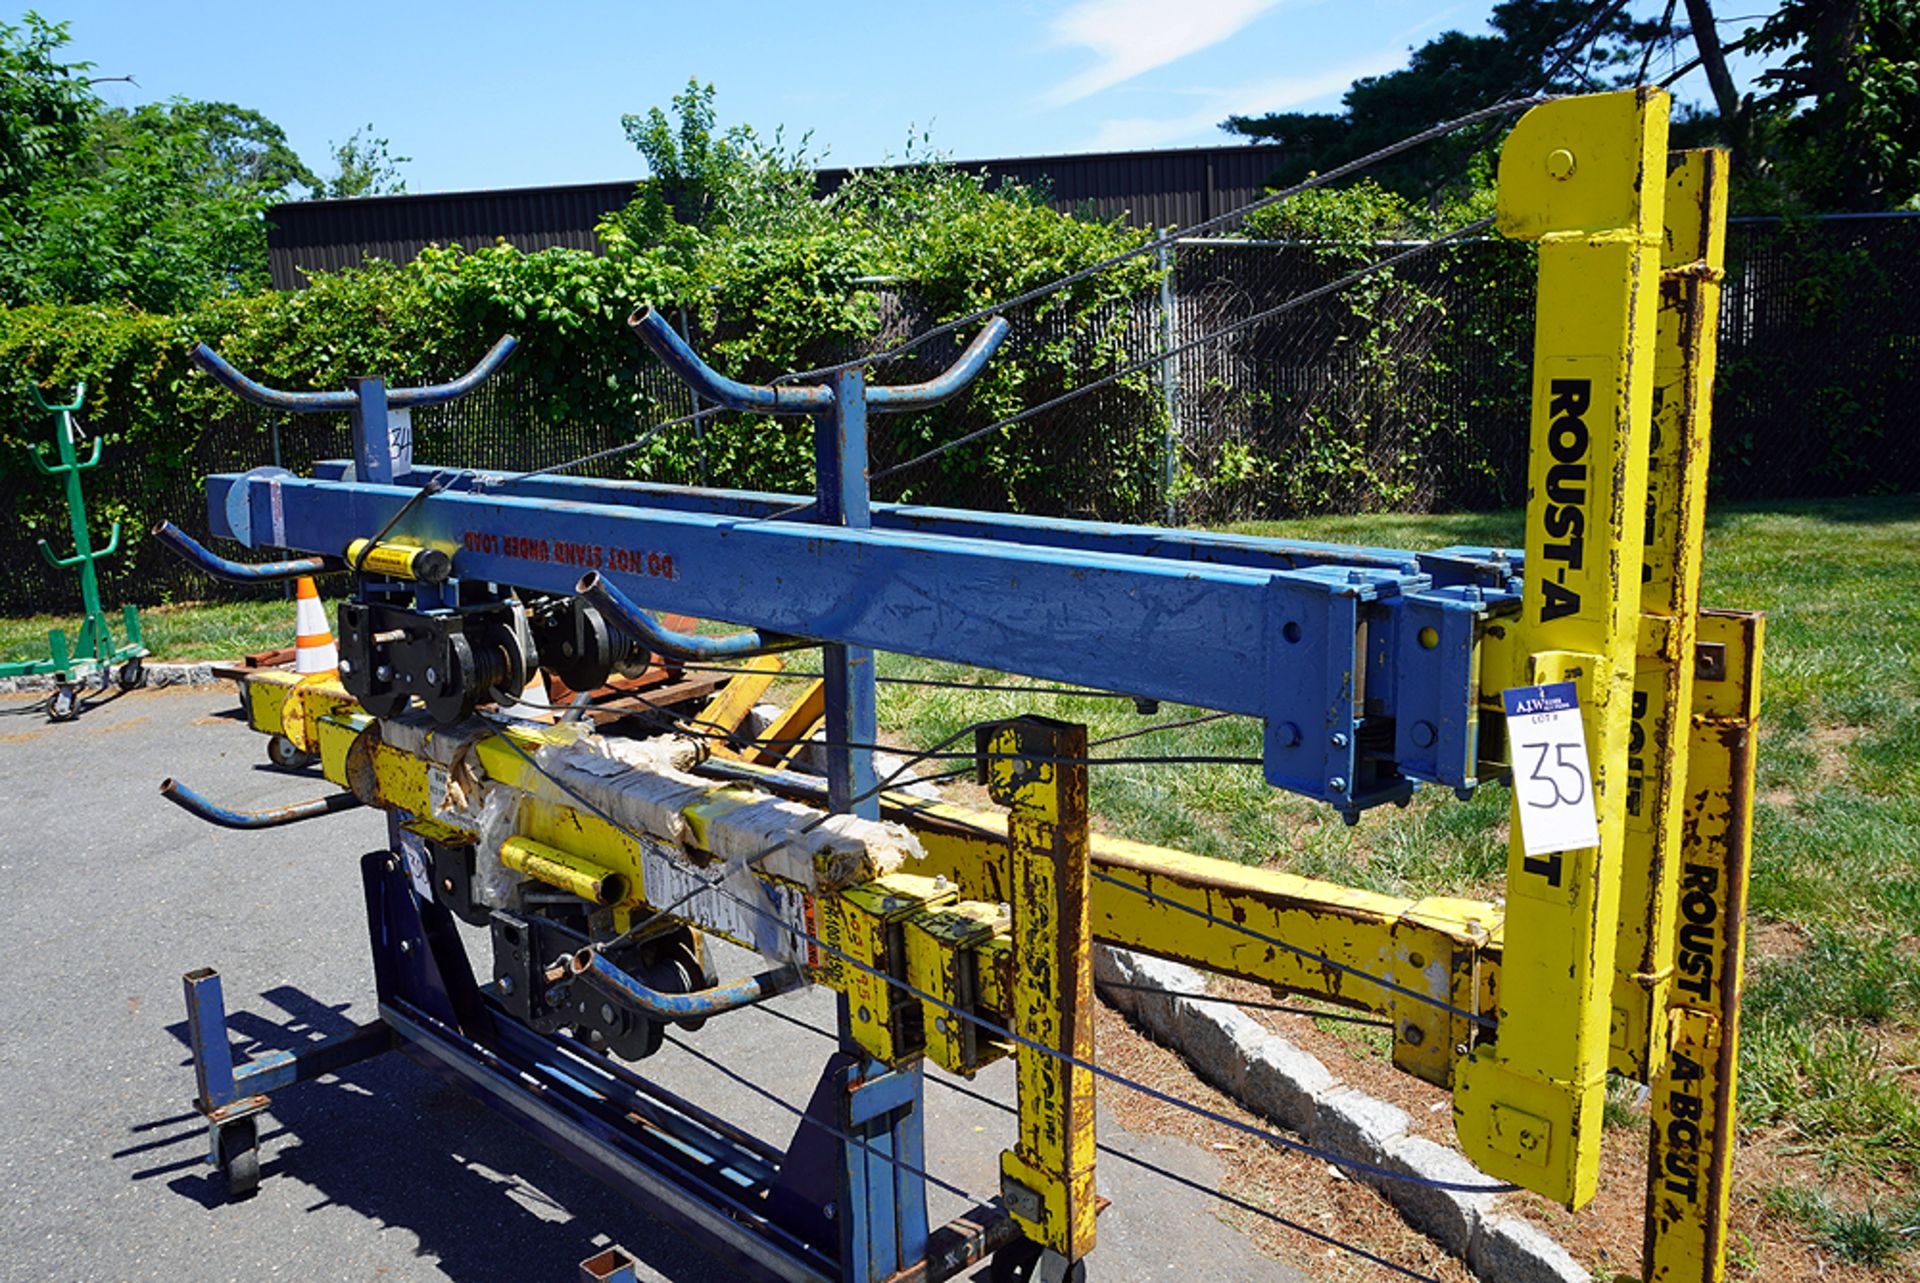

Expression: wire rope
xmin=658 ymin=1031 xmax=979 ymax=1202
xmin=750 ymin=1003 xmax=1445 ymax=1283
xmin=491 ymin=725 xmax=1516 ymax=1195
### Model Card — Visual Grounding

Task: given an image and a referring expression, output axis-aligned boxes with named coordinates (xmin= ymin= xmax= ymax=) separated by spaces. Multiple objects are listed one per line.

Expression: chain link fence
xmin=3 ymin=213 xmax=1913 ymax=616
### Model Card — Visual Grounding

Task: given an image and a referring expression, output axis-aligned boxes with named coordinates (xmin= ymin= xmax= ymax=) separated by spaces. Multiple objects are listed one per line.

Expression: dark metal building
xmin=265 ymin=143 xmax=1299 ymax=288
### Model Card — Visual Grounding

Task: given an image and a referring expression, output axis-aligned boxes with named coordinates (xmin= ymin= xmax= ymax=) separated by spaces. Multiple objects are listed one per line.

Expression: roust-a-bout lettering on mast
xmin=1538 ymin=374 xmax=1594 ymax=624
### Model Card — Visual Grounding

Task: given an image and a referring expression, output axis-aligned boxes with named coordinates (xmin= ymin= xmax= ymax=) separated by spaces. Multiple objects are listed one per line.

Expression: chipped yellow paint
xmin=1458 ymin=88 xmax=1669 ymax=1209
xmin=1612 ymin=148 xmax=1728 ymax=1084
xmin=1643 ymin=610 xmax=1762 ymax=1283
xmin=988 ymin=718 xmax=1098 ymax=1262
xmin=904 ymin=899 xmax=1013 ymax=1076
xmin=243 ymin=669 xmax=298 ymax=736
xmin=889 ymin=799 xmax=1504 ymax=1087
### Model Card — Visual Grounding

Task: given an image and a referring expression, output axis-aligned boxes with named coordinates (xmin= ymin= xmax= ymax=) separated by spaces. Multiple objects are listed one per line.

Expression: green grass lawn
xmin=7 ymin=496 xmax=1915 ymax=1268
xmin=875 ymin=495 xmax=1920 ymax=1270
xmin=0 ymin=596 xmax=293 ymax=667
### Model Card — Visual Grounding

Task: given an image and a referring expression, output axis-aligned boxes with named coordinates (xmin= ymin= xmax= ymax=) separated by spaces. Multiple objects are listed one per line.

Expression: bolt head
xmin=499 ymin=975 xmax=515 ymax=995
xmin=1330 ymin=731 xmax=1350 ymax=749
xmin=1546 ymin=148 xmax=1576 ymax=180
xmin=1328 ymin=776 xmax=1348 ymax=793
xmin=1411 ymin=720 xmax=1438 ymax=749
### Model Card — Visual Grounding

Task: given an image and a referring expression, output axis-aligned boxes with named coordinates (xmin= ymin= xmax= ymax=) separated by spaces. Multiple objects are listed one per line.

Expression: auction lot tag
xmin=1503 ymin=681 xmax=1601 ymax=858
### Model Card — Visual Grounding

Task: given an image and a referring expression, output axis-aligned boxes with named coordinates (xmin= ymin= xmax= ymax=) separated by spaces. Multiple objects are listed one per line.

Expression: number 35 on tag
xmin=1502 ymin=681 xmax=1601 ymax=861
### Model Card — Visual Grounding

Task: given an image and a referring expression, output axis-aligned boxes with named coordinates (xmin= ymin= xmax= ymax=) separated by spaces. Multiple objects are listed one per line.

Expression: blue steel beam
xmin=206 ymin=471 xmax=1498 ymax=809
xmin=317 ymin=464 xmax=1518 ymax=588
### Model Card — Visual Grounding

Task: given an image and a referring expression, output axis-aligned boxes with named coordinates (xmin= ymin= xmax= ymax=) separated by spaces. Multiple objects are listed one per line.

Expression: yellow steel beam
xmin=1611 ymin=148 xmax=1729 ymax=1083
xmin=987 ymin=718 xmax=1099 ymax=1265
xmin=690 ymin=774 xmax=1508 ymax=1089
xmin=701 ymin=654 xmax=786 ymax=760
xmin=1456 ymin=88 xmax=1669 ymax=1209
xmin=752 ymin=678 xmax=826 ymax=768
xmin=1642 ymin=609 xmax=1762 ymax=1283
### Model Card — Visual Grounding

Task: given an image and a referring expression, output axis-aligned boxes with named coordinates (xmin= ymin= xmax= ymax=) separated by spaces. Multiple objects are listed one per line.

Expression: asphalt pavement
xmin=0 ymin=683 xmax=1304 ymax=1283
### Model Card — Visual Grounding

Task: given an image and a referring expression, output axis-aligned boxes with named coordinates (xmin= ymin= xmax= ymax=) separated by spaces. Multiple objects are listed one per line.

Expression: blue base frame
xmin=180 ymin=836 xmax=1015 ymax=1283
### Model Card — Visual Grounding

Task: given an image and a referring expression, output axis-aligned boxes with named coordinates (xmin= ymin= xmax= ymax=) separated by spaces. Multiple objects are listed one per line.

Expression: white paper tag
xmin=396 ymin=829 xmax=434 ymax=902
xmin=1503 ymin=681 xmax=1601 ymax=867
xmin=640 ymin=839 xmax=810 ymax=958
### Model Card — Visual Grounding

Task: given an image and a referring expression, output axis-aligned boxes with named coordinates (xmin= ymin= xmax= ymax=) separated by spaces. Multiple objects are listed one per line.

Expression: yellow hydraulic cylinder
xmin=343 ymin=539 xmax=452 ymax=583
xmin=500 ymin=835 xmax=630 ymax=906
xmin=1456 ymin=87 xmax=1669 ymax=1209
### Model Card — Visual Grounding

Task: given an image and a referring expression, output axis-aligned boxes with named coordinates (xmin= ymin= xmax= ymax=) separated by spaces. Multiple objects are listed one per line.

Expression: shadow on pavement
xmin=125 ymin=983 xmax=744 ymax=1282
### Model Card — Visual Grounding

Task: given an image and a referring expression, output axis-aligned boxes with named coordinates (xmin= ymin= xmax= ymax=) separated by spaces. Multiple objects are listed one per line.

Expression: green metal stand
xmin=0 ymin=383 xmax=147 ymax=718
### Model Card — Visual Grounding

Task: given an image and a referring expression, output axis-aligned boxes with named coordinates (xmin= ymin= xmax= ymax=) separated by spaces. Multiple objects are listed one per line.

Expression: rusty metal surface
xmin=158 ymin=776 xmax=362 ymax=829
xmin=990 ymin=717 xmax=1099 ymax=1263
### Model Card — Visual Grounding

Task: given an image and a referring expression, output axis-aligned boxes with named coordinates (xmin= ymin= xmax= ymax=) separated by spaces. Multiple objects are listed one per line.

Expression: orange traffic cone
xmin=292 ymin=576 xmax=338 ymax=674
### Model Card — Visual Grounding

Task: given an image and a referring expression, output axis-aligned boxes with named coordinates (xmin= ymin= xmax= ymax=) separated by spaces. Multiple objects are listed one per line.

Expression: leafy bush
xmin=1173 ymin=179 xmax=1532 ymax=520
xmin=0 ymin=135 xmax=1165 ymax=609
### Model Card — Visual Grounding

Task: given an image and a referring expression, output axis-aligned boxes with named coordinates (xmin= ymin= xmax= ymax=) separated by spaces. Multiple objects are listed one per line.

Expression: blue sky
xmin=43 ymin=1 xmax=1757 ymax=196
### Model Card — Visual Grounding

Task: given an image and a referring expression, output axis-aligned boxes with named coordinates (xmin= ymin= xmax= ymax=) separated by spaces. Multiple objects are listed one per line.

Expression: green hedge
xmin=0 ymin=167 xmax=1166 ymax=612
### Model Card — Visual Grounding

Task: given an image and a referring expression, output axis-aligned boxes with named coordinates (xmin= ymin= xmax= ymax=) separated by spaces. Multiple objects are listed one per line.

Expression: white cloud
xmin=1085 ymin=49 xmax=1404 ymax=150
xmin=1044 ymin=0 xmax=1288 ymax=107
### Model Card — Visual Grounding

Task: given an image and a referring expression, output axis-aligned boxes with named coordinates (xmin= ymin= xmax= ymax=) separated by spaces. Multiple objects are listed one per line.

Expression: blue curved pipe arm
xmin=572 ymin=948 xmax=804 ymax=1022
xmin=866 ymin=316 xmax=1010 ymax=410
xmin=631 ymin=307 xmax=1008 ymax=416
xmin=153 ymin=521 xmax=341 ymax=582
xmin=576 ymin=569 xmax=812 ymax=661
xmin=159 ymin=778 xmax=363 ymax=830
xmin=629 ymin=308 xmax=835 ymax=414
xmin=189 ymin=336 xmax=518 ymax=412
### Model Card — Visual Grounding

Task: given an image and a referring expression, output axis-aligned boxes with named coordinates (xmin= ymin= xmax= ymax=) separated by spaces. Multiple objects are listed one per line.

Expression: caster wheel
xmin=266 ymin=733 xmax=317 ymax=771
xmin=46 ymin=684 xmax=79 ymax=722
xmin=215 ymin=1116 xmax=260 ymax=1202
xmin=116 ymin=657 xmax=146 ymax=691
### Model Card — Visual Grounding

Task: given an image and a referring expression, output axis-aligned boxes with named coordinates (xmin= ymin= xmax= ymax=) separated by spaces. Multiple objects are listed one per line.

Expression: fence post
xmin=678 ymin=306 xmax=708 ymax=487
xmin=1157 ymin=240 xmax=1181 ymax=525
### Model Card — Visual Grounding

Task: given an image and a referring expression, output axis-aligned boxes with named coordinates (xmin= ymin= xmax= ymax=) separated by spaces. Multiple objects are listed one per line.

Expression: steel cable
xmin=487 ymin=703 xmax=1489 ymax=1037
xmin=765 ymin=98 xmax=1546 ymax=388
xmin=463 ymin=94 xmax=1551 ymax=494
xmin=673 ymin=661 xmax=1149 ymax=700
xmin=682 ymin=863 xmax=1520 ymax=1192
xmin=751 ymin=1004 xmax=1444 ymax=1283
xmin=658 ymin=1030 xmax=979 ymax=1202
xmin=494 ymin=730 xmax=1516 ymax=1195
xmin=1090 ymin=869 xmax=1498 ymax=1031
xmin=562 ymin=680 xmax=1257 ymax=766
xmin=1087 ymin=980 xmax=1394 ymax=1028
xmin=750 ymin=216 xmax=1497 ymax=522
